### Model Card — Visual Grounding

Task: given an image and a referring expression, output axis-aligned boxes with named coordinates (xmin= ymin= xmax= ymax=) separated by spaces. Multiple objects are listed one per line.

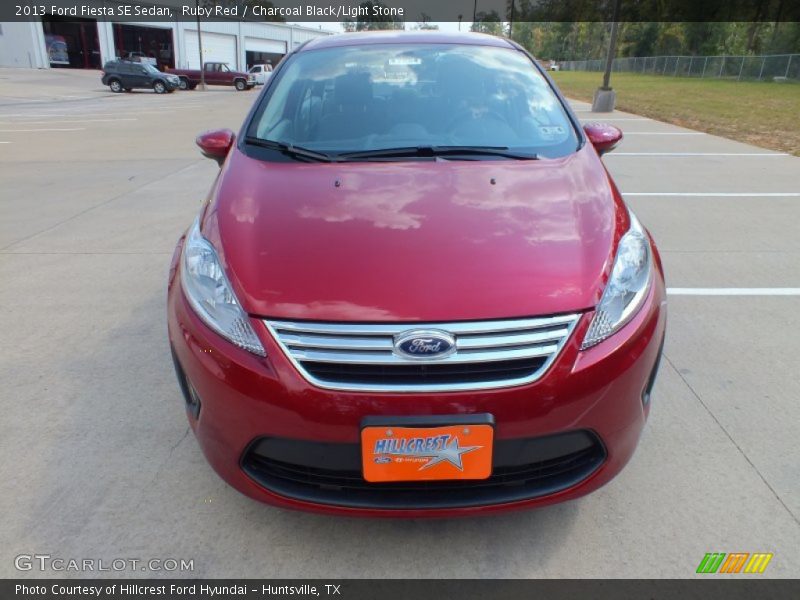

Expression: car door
xmin=130 ymin=64 xmax=151 ymax=88
xmin=116 ymin=63 xmax=137 ymax=88
xmin=249 ymin=65 xmax=264 ymax=85
xmin=204 ymin=63 xmax=221 ymax=85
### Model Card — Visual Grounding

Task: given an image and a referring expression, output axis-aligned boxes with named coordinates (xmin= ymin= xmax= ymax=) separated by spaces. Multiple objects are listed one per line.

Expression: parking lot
xmin=1 ymin=67 xmax=798 ymax=578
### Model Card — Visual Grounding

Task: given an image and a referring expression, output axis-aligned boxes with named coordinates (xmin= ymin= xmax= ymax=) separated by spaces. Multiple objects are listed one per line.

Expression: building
xmin=0 ymin=5 xmax=331 ymax=72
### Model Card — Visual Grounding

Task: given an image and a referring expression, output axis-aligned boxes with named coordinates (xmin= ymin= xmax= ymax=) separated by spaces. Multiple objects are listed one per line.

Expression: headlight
xmin=180 ymin=218 xmax=266 ymax=356
xmin=581 ymin=211 xmax=652 ymax=349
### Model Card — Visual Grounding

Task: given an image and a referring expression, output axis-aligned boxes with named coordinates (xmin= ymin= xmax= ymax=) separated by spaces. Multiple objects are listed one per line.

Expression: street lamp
xmin=592 ymin=0 xmax=621 ymax=112
xmin=196 ymin=0 xmax=206 ymax=90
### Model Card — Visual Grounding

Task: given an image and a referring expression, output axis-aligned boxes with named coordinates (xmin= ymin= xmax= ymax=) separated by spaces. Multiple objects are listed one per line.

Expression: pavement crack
xmin=664 ymin=353 xmax=800 ymax=527
xmin=169 ymin=426 xmax=191 ymax=454
xmin=128 ymin=425 xmax=191 ymax=516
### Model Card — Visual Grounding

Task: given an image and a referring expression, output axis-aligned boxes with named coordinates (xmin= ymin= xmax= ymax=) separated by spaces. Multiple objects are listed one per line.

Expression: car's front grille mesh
xmin=264 ymin=315 xmax=580 ymax=391
xmin=241 ymin=431 xmax=606 ymax=509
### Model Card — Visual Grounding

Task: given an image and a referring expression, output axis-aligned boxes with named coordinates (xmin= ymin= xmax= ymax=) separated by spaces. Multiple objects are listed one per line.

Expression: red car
xmin=170 ymin=62 xmax=256 ymax=91
xmin=167 ymin=32 xmax=666 ymax=517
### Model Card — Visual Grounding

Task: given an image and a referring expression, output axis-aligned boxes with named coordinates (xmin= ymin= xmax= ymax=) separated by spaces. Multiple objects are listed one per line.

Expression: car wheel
xmin=109 ymin=79 xmax=123 ymax=93
xmin=178 ymin=77 xmax=189 ymax=90
xmin=235 ymin=79 xmax=246 ymax=91
xmin=188 ymin=83 xmax=197 ymax=90
xmin=154 ymin=81 xmax=167 ymax=94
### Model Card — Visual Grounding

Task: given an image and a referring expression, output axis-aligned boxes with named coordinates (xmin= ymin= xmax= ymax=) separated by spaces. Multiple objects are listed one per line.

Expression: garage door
xmin=245 ymin=37 xmax=286 ymax=55
xmin=183 ymin=31 xmax=237 ymax=69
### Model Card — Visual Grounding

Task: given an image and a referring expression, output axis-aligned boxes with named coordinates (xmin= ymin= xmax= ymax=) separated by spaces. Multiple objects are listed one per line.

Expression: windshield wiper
xmin=244 ymin=137 xmax=332 ymax=162
xmin=337 ymin=145 xmax=538 ymax=161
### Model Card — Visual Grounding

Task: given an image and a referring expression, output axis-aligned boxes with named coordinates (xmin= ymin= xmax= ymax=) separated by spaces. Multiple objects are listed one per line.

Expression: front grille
xmin=242 ymin=431 xmax=606 ymax=510
xmin=264 ymin=315 xmax=580 ymax=392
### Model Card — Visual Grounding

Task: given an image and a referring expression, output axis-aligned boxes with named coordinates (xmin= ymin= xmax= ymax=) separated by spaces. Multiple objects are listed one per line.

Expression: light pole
xmin=458 ymin=15 xmax=463 ymax=31
xmin=592 ymin=0 xmax=621 ymax=112
xmin=196 ymin=0 xmax=206 ymax=90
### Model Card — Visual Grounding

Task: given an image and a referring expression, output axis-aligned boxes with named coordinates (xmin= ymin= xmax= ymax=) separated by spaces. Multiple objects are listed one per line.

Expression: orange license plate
xmin=361 ymin=422 xmax=493 ymax=483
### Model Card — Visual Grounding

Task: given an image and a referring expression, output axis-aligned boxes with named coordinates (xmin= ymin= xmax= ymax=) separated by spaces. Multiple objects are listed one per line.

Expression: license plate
xmin=361 ymin=419 xmax=493 ymax=483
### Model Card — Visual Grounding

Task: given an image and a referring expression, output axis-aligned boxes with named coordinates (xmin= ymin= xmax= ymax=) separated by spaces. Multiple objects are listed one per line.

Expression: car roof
xmin=300 ymin=31 xmax=516 ymax=52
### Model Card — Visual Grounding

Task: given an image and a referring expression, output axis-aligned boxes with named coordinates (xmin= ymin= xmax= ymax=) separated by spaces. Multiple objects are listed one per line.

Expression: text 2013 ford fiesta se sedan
xmin=167 ymin=31 xmax=666 ymax=517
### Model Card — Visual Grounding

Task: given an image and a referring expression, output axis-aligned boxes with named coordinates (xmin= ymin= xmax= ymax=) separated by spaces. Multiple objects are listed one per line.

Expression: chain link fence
xmin=559 ymin=54 xmax=799 ymax=82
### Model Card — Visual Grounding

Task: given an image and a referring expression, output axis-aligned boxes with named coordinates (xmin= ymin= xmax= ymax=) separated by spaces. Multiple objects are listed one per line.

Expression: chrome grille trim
xmin=264 ymin=315 xmax=581 ymax=392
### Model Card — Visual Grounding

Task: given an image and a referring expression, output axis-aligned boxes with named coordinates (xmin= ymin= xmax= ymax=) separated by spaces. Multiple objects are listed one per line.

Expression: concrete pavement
xmin=1 ymin=68 xmax=798 ymax=578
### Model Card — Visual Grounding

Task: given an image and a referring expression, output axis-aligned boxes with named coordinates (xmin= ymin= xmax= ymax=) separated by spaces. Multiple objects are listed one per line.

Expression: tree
xmin=414 ymin=13 xmax=439 ymax=30
xmin=471 ymin=11 xmax=504 ymax=36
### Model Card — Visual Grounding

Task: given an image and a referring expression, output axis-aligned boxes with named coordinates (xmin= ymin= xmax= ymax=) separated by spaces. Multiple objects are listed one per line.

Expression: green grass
xmin=551 ymin=71 xmax=800 ymax=156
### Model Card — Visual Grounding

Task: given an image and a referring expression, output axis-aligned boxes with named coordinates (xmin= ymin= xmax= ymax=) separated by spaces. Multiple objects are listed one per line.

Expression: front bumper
xmin=167 ymin=244 xmax=666 ymax=517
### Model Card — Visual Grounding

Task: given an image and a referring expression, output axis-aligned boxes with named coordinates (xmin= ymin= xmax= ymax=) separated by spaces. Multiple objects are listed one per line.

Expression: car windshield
xmin=246 ymin=43 xmax=578 ymax=160
xmin=143 ymin=63 xmax=160 ymax=74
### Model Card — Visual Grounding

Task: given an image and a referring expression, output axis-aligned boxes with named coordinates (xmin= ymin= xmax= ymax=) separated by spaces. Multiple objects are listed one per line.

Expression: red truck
xmin=169 ymin=62 xmax=256 ymax=91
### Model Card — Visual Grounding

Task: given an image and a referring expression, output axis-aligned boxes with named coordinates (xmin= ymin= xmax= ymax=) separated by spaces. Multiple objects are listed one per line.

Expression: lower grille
xmin=242 ymin=431 xmax=605 ymax=510
xmin=264 ymin=315 xmax=580 ymax=392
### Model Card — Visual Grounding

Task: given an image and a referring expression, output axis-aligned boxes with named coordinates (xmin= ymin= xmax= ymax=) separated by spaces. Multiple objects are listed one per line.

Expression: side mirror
xmin=196 ymin=129 xmax=235 ymax=166
xmin=583 ymin=123 xmax=623 ymax=155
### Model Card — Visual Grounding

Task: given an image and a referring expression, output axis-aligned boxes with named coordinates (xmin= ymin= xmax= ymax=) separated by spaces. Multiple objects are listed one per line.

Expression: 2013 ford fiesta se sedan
xmin=167 ymin=31 xmax=666 ymax=517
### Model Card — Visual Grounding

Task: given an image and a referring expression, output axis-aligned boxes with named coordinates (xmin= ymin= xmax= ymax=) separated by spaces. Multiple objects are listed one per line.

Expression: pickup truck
xmin=248 ymin=63 xmax=273 ymax=85
xmin=170 ymin=62 xmax=255 ymax=91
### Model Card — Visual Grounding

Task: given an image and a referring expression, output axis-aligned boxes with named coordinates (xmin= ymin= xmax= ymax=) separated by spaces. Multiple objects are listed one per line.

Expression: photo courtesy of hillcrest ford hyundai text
xmin=167 ymin=31 xmax=666 ymax=517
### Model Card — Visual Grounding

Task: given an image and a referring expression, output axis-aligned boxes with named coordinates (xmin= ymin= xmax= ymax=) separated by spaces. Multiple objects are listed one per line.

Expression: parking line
xmin=611 ymin=152 xmax=790 ymax=157
xmin=623 ymin=132 xmax=705 ymax=135
xmin=0 ymin=118 xmax=137 ymax=125
xmin=626 ymin=192 xmax=800 ymax=197
xmin=0 ymin=113 xmax=134 ymax=118
xmin=580 ymin=118 xmax=650 ymax=121
xmin=667 ymin=288 xmax=800 ymax=296
xmin=0 ymin=128 xmax=85 ymax=132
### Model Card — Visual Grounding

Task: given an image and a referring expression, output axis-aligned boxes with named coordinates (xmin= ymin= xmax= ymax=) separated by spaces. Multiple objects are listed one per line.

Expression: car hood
xmin=202 ymin=145 xmax=625 ymax=322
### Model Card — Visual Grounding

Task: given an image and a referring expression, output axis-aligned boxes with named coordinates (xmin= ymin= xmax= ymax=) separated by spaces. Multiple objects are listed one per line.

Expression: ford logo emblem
xmin=393 ymin=329 xmax=456 ymax=360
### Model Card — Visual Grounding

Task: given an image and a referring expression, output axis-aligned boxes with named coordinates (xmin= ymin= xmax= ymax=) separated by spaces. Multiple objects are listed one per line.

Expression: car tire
xmin=154 ymin=81 xmax=167 ymax=94
xmin=188 ymin=83 xmax=197 ymax=90
xmin=178 ymin=77 xmax=189 ymax=90
xmin=235 ymin=79 xmax=246 ymax=91
xmin=109 ymin=79 xmax=123 ymax=93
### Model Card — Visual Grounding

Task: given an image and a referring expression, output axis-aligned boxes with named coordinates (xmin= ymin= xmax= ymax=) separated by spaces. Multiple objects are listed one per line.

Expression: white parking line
xmin=623 ymin=132 xmax=705 ymax=135
xmin=0 ymin=128 xmax=85 ymax=132
xmin=0 ymin=113 xmax=138 ymax=118
xmin=611 ymin=152 xmax=790 ymax=157
xmin=627 ymin=192 xmax=800 ymax=197
xmin=580 ymin=118 xmax=650 ymax=121
xmin=0 ymin=118 xmax=136 ymax=125
xmin=668 ymin=288 xmax=800 ymax=296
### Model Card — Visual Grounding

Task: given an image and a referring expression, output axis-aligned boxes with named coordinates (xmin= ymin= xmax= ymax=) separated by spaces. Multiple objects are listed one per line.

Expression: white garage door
xmin=183 ymin=31 xmax=237 ymax=69
xmin=245 ymin=37 xmax=286 ymax=55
